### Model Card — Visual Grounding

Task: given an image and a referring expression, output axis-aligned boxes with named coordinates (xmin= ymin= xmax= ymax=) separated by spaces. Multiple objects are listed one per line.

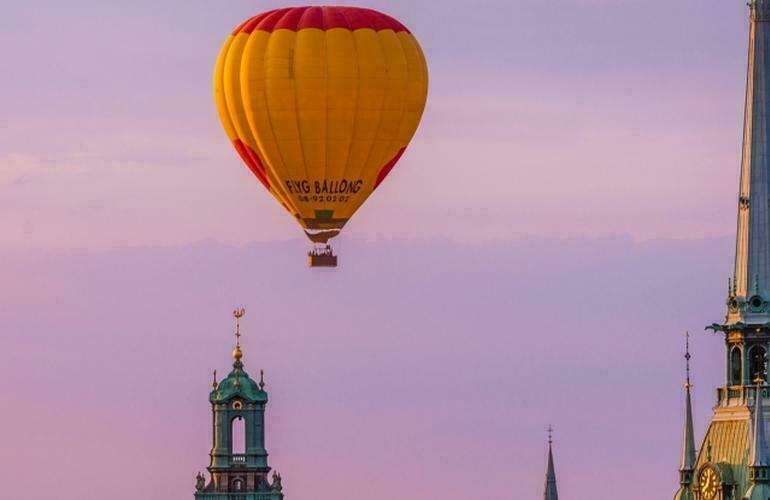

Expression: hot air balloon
xmin=214 ymin=6 xmax=429 ymax=267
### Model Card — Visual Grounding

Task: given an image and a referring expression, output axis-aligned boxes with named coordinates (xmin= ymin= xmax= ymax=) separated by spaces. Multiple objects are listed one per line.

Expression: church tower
xmin=674 ymin=2 xmax=770 ymax=498
xmin=194 ymin=309 xmax=284 ymax=499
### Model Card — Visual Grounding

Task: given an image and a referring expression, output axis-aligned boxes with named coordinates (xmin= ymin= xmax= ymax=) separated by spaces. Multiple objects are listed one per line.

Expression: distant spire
xmin=544 ymin=426 xmax=558 ymax=500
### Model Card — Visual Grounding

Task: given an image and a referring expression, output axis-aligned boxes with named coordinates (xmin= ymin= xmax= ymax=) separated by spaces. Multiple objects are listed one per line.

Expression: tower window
xmin=232 ymin=478 xmax=244 ymax=491
xmin=750 ymin=345 xmax=767 ymax=383
xmin=731 ymin=347 xmax=742 ymax=385
xmin=231 ymin=416 xmax=246 ymax=454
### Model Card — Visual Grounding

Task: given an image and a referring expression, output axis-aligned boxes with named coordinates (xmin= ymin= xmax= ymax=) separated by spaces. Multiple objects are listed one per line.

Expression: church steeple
xmin=194 ymin=309 xmax=284 ymax=499
xmin=674 ymin=334 xmax=696 ymax=500
xmin=730 ymin=0 xmax=770 ymax=324
xmin=677 ymin=3 xmax=770 ymax=498
xmin=544 ymin=426 xmax=559 ymax=500
xmin=709 ymin=1 xmax=770 ymax=389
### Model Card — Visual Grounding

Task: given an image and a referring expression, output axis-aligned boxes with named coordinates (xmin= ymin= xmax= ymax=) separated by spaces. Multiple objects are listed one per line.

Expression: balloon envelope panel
xmin=214 ymin=6 xmax=429 ymax=242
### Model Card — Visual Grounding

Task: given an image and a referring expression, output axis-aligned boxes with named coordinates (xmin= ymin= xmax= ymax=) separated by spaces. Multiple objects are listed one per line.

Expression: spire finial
xmin=547 ymin=425 xmax=553 ymax=446
xmin=212 ymin=369 xmax=218 ymax=389
xmin=685 ymin=331 xmax=692 ymax=390
xmin=232 ymin=308 xmax=245 ymax=362
xmin=260 ymin=369 xmax=266 ymax=391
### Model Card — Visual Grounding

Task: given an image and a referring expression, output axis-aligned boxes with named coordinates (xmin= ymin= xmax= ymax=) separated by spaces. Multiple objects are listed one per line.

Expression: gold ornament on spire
xmin=233 ymin=308 xmax=245 ymax=361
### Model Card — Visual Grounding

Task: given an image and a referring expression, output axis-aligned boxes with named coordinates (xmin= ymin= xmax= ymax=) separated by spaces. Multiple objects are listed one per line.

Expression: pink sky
xmin=0 ymin=0 xmax=753 ymax=498
xmin=0 ymin=0 xmax=749 ymax=250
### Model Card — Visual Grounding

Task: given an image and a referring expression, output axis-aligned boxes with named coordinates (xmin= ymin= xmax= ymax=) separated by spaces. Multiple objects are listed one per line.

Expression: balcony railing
xmin=717 ymin=385 xmax=770 ymax=406
xmin=195 ymin=493 xmax=281 ymax=500
xmin=230 ymin=454 xmax=247 ymax=465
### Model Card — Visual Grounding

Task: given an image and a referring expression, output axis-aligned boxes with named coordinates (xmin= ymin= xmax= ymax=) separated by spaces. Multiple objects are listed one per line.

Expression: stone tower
xmin=673 ymin=2 xmax=770 ymax=498
xmin=194 ymin=309 xmax=284 ymax=499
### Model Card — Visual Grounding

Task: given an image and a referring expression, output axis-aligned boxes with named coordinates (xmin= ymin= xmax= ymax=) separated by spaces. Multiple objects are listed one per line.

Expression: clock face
xmin=700 ymin=467 xmax=719 ymax=500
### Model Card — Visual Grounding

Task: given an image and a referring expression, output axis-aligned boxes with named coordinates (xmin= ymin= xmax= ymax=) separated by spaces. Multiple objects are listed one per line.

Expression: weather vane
xmin=233 ymin=307 xmax=246 ymax=347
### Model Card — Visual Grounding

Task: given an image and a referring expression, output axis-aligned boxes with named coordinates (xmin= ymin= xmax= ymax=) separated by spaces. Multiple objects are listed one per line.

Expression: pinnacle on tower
xmin=744 ymin=381 xmax=770 ymax=499
xmin=674 ymin=333 xmax=696 ymax=500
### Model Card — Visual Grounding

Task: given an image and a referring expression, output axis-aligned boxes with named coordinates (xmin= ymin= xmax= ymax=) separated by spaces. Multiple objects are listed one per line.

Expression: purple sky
xmin=0 ymin=0 xmax=753 ymax=498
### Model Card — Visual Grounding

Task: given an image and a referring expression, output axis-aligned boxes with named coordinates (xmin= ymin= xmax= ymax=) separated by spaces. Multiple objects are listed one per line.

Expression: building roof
xmin=696 ymin=419 xmax=750 ymax=494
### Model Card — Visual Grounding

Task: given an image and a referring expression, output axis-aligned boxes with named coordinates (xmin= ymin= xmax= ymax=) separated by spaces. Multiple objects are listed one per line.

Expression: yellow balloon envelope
xmin=214 ymin=6 xmax=429 ymax=245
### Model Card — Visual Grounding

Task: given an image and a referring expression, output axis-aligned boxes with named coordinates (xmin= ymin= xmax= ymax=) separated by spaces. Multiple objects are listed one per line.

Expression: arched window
xmin=731 ymin=347 xmax=742 ymax=386
xmin=750 ymin=345 xmax=767 ymax=383
xmin=231 ymin=416 xmax=246 ymax=454
xmin=232 ymin=478 xmax=243 ymax=491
